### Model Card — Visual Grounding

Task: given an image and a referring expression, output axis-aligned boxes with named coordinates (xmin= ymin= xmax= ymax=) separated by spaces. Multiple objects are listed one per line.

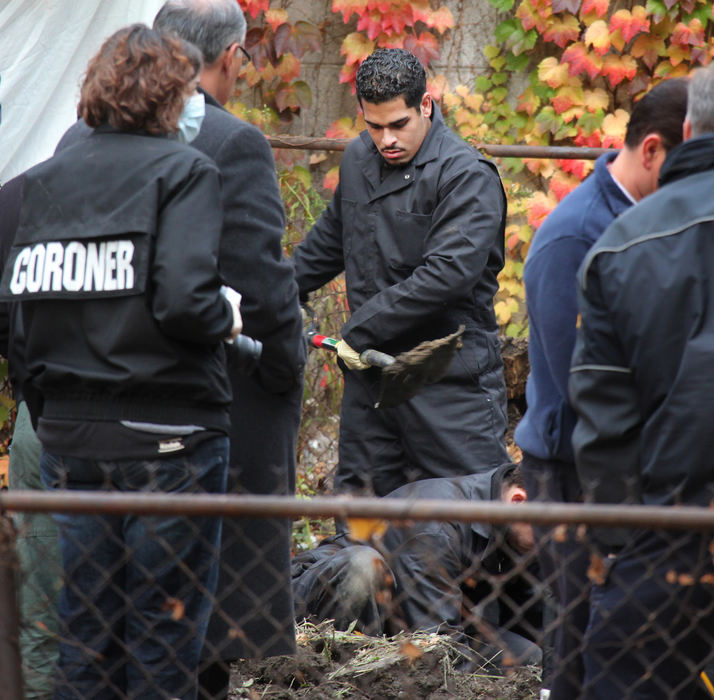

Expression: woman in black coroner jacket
xmin=0 ymin=25 xmax=242 ymax=700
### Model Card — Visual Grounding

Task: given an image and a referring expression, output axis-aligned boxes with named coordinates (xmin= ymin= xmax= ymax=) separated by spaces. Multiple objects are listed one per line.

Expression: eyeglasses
xmin=236 ymin=44 xmax=251 ymax=62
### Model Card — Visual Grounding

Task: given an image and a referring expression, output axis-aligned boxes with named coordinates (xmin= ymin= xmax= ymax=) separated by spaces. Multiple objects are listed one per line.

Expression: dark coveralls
xmin=569 ymin=135 xmax=714 ymax=699
xmin=292 ymin=464 xmax=542 ymax=667
xmin=292 ymin=106 xmax=510 ymax=496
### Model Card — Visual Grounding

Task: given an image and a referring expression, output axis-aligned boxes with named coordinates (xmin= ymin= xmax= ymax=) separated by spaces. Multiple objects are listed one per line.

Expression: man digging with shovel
xmin=292 ymin=48 xmax=510 ymax=497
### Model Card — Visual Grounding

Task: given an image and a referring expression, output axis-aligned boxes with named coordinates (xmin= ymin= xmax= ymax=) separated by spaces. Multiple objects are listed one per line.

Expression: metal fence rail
xmin=4 ymin=491 xmax=714 ymax=699
xmin=266 ymin=135 xmax=614 ymax=160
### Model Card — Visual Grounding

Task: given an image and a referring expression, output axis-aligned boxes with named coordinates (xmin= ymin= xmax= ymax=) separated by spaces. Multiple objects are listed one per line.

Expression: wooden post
xmin=0 ymin=513 xmax=24 ymax=700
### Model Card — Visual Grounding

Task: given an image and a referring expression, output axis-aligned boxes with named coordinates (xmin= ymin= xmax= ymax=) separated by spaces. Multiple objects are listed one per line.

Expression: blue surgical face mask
xmin=176 ymin=92 xmax=205 ymax=144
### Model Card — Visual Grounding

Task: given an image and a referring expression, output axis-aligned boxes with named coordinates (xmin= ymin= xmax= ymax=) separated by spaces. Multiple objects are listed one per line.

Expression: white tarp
xmin=0 ymin=0 xmax=164 ymax=183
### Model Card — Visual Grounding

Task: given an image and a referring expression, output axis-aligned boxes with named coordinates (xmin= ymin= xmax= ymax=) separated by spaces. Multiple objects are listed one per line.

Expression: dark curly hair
xmin=79 ymin=23 xmax=202 ymax=135
xmin=356 ymin=48 xmax=426 ymax=109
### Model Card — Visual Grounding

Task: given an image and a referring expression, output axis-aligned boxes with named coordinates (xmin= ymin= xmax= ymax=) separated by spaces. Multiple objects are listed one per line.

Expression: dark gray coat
xmin=292 ymin=105 xmax=506 ymax=357
xmin=292 ymin=106 xmax=510 ymax=494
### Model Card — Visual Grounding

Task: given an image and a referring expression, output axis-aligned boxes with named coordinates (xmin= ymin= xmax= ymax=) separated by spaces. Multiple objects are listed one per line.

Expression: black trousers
xmin=521 ymin=452 xmax=590 ymax=699
xmin=337 ymin=357 xmax=510 ymax=497
xmin=581 ymin=529 xmax=714 ymax=699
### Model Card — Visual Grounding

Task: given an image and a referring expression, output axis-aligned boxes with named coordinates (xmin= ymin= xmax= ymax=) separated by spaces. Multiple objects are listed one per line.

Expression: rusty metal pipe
xmin=3 ymin=490 xmax=714 ymax=532
xmin=266 ymin=135 xmax=614 ymax=160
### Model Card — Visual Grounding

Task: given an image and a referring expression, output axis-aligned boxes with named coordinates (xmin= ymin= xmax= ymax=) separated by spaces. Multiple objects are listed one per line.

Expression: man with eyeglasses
xmin=150 ymin=2 xmax=307 ymax=697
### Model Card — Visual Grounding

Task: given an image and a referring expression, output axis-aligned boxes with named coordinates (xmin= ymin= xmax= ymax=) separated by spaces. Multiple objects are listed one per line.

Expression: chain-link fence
xmin=3 ymin=489 xmax=714 ymax=699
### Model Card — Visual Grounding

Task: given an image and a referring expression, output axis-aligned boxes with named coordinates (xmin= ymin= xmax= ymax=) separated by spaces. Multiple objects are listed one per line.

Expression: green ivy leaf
xmin=506 ymin=52 xmax=530 ymax=72
xmin=511 ymin=28 xmax=538 ymax=56
xmin=487 ymin=0 xmax=515 ymax=11
xmin=492 ymin=72 xmax=508 ymax=85
xmin=490 ymin=56 xmax=507 ymax=70
xmin=502 ymin=157 xmax=525 ymax=173
xmin=491 ymin=86 xmax=509 ymax=102
xmin=645 ymin=0 xmax=668 ymax=21
xmin=684 ymin=5 xmax=711 ymax=24
xmin=512 ymin=113 xmax=529 ymax=129
xmin=494 ymin=19 xmax=520 ymax=43
xmin=576 ymin=110 xmax=604 ymax=132
xmin=475 ymin=75 xmax=492 ymax=92
xmin=484 ymin=44 xmax=501 ymax=60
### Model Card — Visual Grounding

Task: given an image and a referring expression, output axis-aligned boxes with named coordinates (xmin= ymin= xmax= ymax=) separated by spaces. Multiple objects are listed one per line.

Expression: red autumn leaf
xmin=543 ymin=14 xmax=581 ymax=48
xmin=552 ymin=0 xmax=581 ymax=14
xmin=244 ymin=27 xmax=278 ymax=70
xmin=550 ymin=170 xmax=581 ymax=201
xmin=326 ymin=116 xmax=361 ymax=138
xmin=323 ymin=166 xmax=340 ymax=193
xmin=403 ymin=32 xmax=440 ymax=67
xmin=356 ymin=10 xmax=385 ymax=40
xmin=532 ymin=0 xmax=554 ymax=19
xmin=340 ymin=32 xmax=375 ymax=66
xmin=584 ymin=19 xmax=611 ymax=55
xmin=631 ymin=34 xmax=666 ymax=70
xmin=671 ymin=18 xmax=705 ymax=47
xmin=240 ymin=0 xmax=269 ymax=19
xmin=332 ymin=0 xmax=368 ymax=22
xmin=381 ymin=13 xmax=407 ymax=35
xmin=516 ymin=0 xmax=549 ymax=33
xmin=552 ymin=86 xmax=584 ymax=114
xmin=273 ymin=21 xmax=322 ymax=59
xmin=339 ymin=62 xmax=359 ymax=90
xmin=580 ymin=0 xmax=608 ymax=18
xmin=517 ymin=86 xmax=540 ymax=116
xmin=563 ymin=43 xmax=603 ymax=80
xmin=609 ymin=7 xmax=650 ymax=44
xmin=557 ymin=158 xmax=592 ymax=180
xmin=526 ymin=191 xmax=558 ymax=229
xmin=601 ymin=53 xmax=638 ymax=87
xmin=409 ymin=0 xmax=433 ymax=25
xmin=426 ymin=5 xmax=455 ymax=34
xmin=265 ymin=8 xmax=288 ymax=32
xmin=574 ymin=127 xmax=602 ymax=148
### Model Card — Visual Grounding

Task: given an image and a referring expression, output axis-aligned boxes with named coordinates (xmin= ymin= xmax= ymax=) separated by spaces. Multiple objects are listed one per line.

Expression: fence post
xmin=0 ymin=512 xmax=24 ymax=700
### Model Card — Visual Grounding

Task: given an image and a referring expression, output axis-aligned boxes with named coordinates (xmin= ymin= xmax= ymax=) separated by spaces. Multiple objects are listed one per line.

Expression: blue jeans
xmin=40 ymin=436 xmax=229 ymax=700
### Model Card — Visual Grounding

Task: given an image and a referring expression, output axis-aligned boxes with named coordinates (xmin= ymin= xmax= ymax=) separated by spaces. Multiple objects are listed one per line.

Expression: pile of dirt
xmin=230 ymin=622 xmax=542 ymax=699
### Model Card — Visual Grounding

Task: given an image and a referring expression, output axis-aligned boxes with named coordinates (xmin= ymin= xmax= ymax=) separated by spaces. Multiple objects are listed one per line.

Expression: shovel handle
xmin=308 ymin=333 xmax=395 ymax=368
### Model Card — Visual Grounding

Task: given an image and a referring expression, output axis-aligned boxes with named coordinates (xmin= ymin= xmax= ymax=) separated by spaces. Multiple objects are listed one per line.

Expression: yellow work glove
xmin=336 ymin=340 xmax=370 ymax=370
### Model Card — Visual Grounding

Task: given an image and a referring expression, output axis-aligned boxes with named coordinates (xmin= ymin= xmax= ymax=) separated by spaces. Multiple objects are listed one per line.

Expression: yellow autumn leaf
xmin=583 ymin=88 xmax=609 ymax=113
xmin=346 ymin=517 xmax=389 ymax=541
xmin=538 ymin=56 xmax=570 ymax=88
xmin=602 ymin=108 xmax=629 ymax=142
xmin=584 ymin=19 xmax=610 ymax=55
xmin=464 ymin=93 xmax=485 ymax=111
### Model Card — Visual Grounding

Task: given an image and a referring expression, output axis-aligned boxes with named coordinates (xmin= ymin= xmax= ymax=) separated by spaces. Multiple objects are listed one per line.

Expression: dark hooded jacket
xmin=570 ymin=134 xmax=714 ymax=528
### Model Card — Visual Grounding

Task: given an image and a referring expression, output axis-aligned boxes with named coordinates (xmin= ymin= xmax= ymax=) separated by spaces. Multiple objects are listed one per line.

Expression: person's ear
xmin=509 ymin=487 xmax=527 ymax=504
xmin=683 ymin=118 xmax=693 ymax=141
xmin=420 ymin=92 xmax=432 ymax=118
xmin=641 ymin=132 xmax=664 ymax=170
xmin=221 ymin=43 xmax=238 ymax=76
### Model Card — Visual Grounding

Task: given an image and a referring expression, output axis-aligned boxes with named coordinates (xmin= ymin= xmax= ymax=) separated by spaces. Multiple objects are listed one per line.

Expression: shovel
xmin=307 ymin=325 xmax=465 ymax=409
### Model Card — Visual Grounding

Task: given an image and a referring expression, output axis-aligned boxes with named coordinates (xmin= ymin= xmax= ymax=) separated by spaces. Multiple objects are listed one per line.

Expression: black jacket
xmin=292 ymin=105 xmax=506 ymax=366
xmin=570 ymin=134 xmax=714 ymax=516
xmin=293 ymin=464 xmax=538 ymax=647
xmin=0 ymin=127 xmax=234 ymax=430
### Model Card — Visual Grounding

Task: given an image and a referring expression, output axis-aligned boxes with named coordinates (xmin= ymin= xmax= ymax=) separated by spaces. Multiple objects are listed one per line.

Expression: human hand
xmin=336 ymin=340 xmax=370 ymax=370
xmin=221 ymin=285 xmax=243 ymax=340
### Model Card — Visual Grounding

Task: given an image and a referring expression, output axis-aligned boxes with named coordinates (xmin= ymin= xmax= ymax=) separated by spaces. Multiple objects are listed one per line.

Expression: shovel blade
xmin=375 ymin=325 xmax=465 ymax=408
